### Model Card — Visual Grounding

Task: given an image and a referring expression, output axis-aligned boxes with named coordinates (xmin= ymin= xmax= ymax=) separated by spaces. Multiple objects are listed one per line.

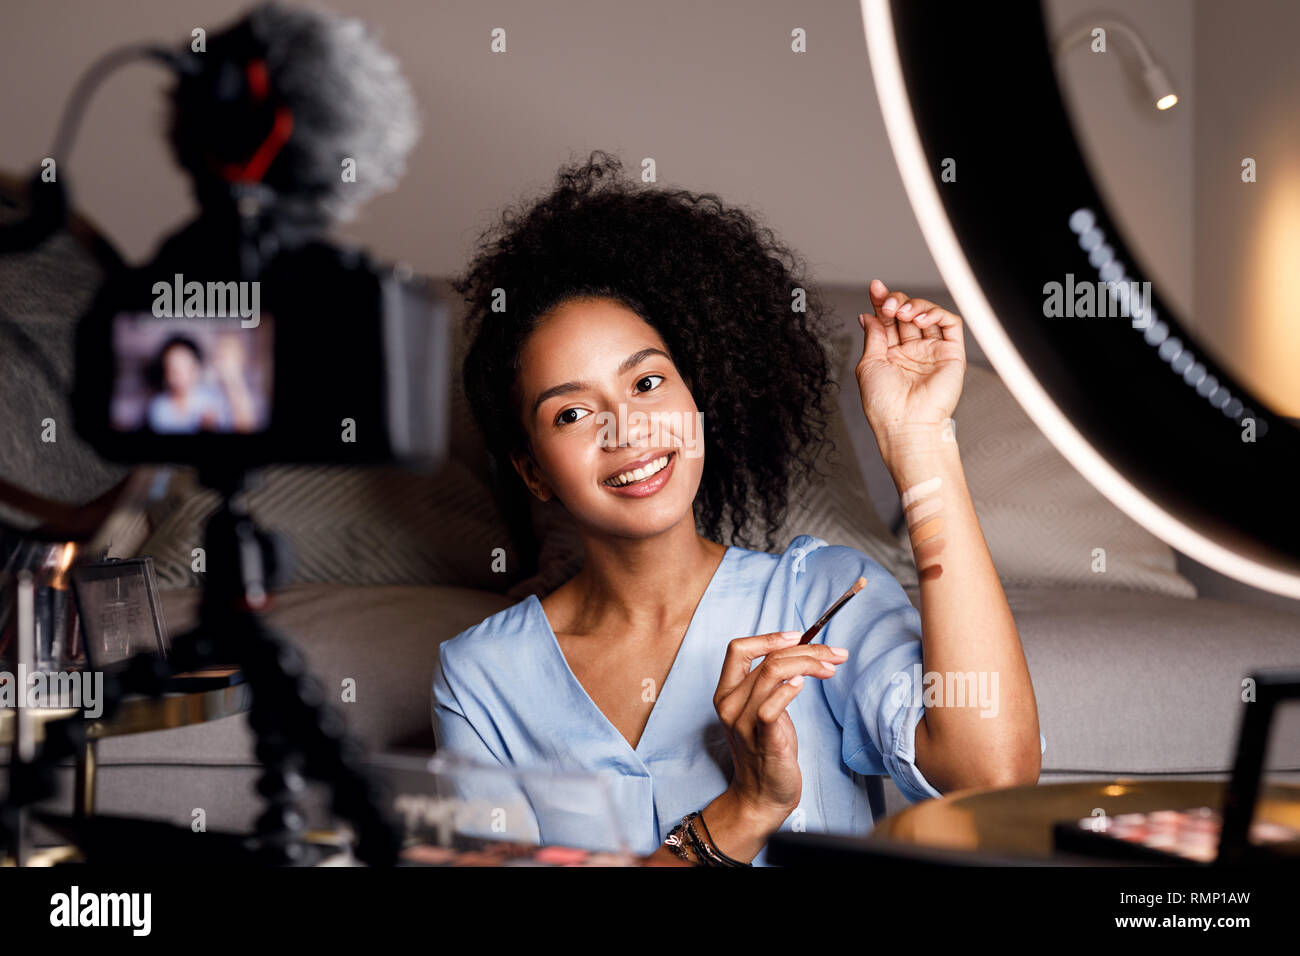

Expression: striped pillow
xmin=139 ymin=460 xmax=524 ymax=592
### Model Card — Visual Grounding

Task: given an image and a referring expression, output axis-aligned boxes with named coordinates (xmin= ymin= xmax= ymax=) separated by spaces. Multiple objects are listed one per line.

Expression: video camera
xmin=34 ymin=5 xmax=452 ymax=474
xmin=73 ymin=221 xmax=450 ymax=473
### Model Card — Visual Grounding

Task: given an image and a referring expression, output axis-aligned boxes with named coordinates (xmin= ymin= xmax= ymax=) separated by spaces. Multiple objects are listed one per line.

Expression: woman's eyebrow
xmin=531 ymin=347 xmax=672 ymax=415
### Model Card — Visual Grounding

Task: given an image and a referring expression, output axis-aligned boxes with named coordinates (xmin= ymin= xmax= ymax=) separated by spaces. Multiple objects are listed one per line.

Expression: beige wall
xmin=1193 ymin=0 xmax=1300 ymax=416
xmin=4 ymin=0 xmax=1294 ymax=414
xmin=0 ymin=0 xmax=935 ymax=294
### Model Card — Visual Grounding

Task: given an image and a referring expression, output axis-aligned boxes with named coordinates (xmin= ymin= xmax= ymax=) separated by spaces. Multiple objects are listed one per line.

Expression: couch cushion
xmin=138 ymin=460 xmax=523 ymax=594
xmin=904 ymin=584 xmax=1300 ymax=775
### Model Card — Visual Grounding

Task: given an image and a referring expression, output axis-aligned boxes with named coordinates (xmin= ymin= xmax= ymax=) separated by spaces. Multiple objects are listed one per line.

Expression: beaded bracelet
xmin=663 ymin=815 xmax=699 ymax=864
xmin=663 ymin=811 xmax=752 ymax=867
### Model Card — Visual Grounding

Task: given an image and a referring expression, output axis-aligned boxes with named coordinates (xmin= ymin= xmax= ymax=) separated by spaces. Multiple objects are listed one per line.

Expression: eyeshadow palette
xmin=1055 ymin=806 xmax=1300 ymax=864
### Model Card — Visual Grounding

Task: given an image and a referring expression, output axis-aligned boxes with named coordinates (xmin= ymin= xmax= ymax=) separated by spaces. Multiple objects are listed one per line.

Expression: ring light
xmin=861 ymin=0 xmax=1300 ymax=599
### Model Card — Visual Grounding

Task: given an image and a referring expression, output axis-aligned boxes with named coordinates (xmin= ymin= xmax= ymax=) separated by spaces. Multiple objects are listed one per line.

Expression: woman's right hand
xmin=712 ymin=630 xmax=850 ymax=825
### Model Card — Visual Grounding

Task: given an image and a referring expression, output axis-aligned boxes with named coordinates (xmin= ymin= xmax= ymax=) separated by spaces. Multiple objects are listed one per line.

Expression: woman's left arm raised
xmin=855 ymin=278 xmax=1041 ymax=793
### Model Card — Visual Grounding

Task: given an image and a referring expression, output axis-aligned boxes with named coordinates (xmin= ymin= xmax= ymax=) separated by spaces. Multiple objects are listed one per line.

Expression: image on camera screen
xmin=109 ymin=312 xmax=273 ymax=435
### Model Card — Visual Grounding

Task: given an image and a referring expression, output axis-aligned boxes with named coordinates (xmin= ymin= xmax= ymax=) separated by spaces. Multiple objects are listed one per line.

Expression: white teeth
xmin=606 ymin=455 xmax=670 ymax=487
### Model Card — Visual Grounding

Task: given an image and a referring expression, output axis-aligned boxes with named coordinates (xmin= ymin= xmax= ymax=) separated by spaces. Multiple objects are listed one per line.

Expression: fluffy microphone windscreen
xmin=166 ymin=1 xmax=421 ymax=227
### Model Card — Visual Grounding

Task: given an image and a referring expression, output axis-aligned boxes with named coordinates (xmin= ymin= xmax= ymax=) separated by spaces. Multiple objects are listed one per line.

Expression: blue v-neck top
xmin=431 ymin=533 xmax=1038 ymax=866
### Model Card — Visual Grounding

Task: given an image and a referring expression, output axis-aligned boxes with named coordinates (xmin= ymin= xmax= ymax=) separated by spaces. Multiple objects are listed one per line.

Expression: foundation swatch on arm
xmin=901 ymin=477 xmax=945 ymax=582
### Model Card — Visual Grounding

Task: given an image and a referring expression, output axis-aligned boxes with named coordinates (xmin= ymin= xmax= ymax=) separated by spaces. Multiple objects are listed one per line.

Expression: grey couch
xmin=18 ymin=283 xmax=1300 ymax=842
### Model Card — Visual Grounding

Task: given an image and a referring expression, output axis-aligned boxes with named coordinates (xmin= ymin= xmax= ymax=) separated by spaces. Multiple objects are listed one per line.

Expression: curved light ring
xmin=860 ymin=0 xmax=1300 ymax=600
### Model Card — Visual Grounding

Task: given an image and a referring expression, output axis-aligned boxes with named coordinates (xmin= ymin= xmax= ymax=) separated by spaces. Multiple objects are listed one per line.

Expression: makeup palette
xmin=1065 ymin=806 xmax=1300 ymax=864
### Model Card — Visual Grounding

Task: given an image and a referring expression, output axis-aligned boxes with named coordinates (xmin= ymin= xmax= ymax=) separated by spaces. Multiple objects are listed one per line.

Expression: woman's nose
xmin=597 ymin=403 xmax=653 ymax=449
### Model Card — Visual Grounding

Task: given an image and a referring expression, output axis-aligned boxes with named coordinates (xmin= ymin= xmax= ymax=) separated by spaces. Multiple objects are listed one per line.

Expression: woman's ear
xmin=510 ymin=448 xmax=553 ymax=502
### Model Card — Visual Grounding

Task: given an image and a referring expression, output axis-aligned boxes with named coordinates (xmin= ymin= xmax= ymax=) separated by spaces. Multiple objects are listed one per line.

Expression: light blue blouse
xmin=147 ymin=384 xmax=232 ymax=433
xmin=431 ymin=533 xmax=1043 ymax=866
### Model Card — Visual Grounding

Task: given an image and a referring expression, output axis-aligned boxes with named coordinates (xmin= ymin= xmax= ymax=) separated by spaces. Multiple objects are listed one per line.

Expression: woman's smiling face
xmin=511 ymin=296 xmax=705 ymax=540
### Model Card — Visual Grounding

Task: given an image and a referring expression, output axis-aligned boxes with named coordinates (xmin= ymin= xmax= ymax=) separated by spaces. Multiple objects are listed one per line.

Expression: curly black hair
xmin=146 ymin=334 xmax=204 ymax=392
xmin=455 ymin=151 xmax=838 ymax=569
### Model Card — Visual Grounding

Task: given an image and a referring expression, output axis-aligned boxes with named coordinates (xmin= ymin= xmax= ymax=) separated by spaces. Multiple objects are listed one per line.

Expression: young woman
xmin=432 ymin=152 xmax=1043 ymax=866
xmin=145 ymin=334 xmax=258 ymax=434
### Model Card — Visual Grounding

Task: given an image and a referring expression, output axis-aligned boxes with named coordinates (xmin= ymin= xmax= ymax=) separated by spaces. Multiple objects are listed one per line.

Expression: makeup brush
xmin=797 ymin=576 xmax=867 ymax=645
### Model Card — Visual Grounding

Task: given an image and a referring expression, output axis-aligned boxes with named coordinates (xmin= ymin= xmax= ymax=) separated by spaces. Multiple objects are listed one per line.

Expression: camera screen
xmin=109 ymin=313 xmax=273 ymax=434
